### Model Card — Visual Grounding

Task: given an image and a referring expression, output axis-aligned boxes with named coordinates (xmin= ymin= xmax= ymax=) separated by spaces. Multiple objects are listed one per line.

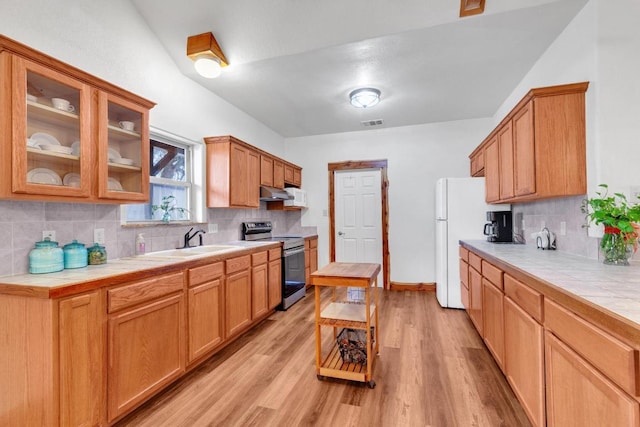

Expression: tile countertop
xmin=461 ymin=240 xmax=640 ymax=329
xmin=0 ymin=241 xmax=278 ymax=299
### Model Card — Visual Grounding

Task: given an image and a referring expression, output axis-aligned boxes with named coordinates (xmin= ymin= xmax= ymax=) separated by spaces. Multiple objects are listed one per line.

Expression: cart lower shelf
xmin=317 ymin=342 xmax=377 ymax=386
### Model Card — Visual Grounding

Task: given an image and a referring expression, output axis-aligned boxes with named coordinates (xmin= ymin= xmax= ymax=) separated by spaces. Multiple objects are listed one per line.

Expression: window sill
xmin=121 ymin=221 xmax=208 ymax=229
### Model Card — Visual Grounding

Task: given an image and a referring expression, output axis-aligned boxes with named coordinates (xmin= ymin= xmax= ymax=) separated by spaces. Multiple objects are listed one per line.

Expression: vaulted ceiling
xmin=131 ymin=0 xmax=588 ymax=137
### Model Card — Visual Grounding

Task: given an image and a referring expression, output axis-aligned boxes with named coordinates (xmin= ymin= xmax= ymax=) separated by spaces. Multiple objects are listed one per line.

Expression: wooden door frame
xmin=328 ymin=160 xmax=390 ymax=289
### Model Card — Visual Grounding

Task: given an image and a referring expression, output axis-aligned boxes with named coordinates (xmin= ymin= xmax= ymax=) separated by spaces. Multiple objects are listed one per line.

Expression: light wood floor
xmin=116 ymin=289 xmax=531 ymax=427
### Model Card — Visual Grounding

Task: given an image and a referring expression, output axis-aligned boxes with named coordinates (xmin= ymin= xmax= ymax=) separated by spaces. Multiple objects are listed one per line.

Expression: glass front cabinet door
xmin=1 ymin=36 xmax=154 ymax=204
xmin=12 ymin=56 xmax=93 ymax=198
xmin=98 ymin=93 xmax=150 ymax=202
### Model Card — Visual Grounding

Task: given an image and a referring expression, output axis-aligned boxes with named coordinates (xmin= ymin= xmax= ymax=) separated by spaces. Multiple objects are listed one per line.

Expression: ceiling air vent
xmin=361 ymin=119 xmax=384 ymax=127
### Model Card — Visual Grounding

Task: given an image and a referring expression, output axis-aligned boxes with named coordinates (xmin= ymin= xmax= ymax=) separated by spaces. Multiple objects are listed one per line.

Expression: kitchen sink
xmin=140 ymin=245 xmax=241 ymax=258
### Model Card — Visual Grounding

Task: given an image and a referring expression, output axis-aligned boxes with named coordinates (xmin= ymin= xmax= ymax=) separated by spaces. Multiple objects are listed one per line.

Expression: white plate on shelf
xmin=27 ymin=168 xmax=62 ymax=185
xmin=108 ymin=147 xmax=121 ymax=161
xmin=26 ymin=94 xmax=38 ymax=102
xmin=39 ymin=144 xmax=73 ymax=155
xmin=30 ymin=132 xmax=60 ymax=146
xmin=107 ymin=177 xmax=123 ymax=191
xmin=63 ymin=173 xmax=81 ymax=187
xmin=70 ymin=141 xmax=80 ymax=156
xmin=113 ymin=158 xmax=134 ymax=166
xmin=27 ymin=138 xmax=40 ymax=149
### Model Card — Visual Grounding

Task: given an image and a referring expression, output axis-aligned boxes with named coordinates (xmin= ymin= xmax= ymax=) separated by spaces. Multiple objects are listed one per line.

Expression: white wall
xmin=0 ymin=0 xmax=285 ymax=155
xmin=494 ymin=0 xmax=640 ymax=198
xmin=285 ymin=118 xmax=493 ymax=283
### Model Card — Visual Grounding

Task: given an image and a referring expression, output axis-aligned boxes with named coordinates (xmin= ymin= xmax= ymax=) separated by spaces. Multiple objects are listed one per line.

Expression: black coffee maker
xmin=483 ymin=211 xmax=513 ymax=242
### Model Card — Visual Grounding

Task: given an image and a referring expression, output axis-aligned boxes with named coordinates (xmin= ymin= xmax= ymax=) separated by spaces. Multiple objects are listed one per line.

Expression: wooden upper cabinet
xmin=476 ymin=82 xmax=588 ymax=204
xmin=97 ymin=91 xmax=150 ymax=202
xmin=260 ymin=155 xmax=274 ymax=187
xmin=498 ymin=121 xmax=514 ymax=200
xmin=284 ymin=163 xmax=295 ymax=185
xmin=484 ymin=137 xmax=500 ymax=203
xmin=205 ymin=135 xmax=301 ymax=208
xmin=470 ymin=149 xmax=485 ymax=177
xmin=204 ymin=136 xmax=260 ymax=208
xmin=513 ymin=102 xmax=536 ymax=197
xmin=0 ymin=35 xmax=154 ymax=204
xmin=246 ymin=149 xmax=260 ymax=208
xmin=273 ymin=159 xmax=285 ymax=189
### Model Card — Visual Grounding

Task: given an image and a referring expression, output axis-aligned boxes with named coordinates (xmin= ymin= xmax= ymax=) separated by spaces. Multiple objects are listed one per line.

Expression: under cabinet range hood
xmin=259 ymin=186 xmax=294 ymax=201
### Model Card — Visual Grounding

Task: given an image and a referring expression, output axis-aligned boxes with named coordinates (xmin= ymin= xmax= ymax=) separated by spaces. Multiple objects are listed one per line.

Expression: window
xmin=123 ymin=127 xmax=205 ymax=224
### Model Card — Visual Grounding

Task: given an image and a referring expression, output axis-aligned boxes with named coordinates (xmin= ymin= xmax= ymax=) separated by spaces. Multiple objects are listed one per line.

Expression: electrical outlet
xmin=208 ymin=223 xmax=218 ymax=233
xmin=42 ymin=230 xmax=56 ymax=241
xmin=560 ymin=221 xmax=567 ymax=236
xmin=94 ymin=228 xmax=105 ymax=244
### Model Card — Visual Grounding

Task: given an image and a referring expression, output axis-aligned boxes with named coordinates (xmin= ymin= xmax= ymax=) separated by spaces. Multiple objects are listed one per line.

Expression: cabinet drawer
xmin=460 ymin=260 xmax=469 ymax=289
xmin=309 ymin=237 xmax=318 ymax=249
xmin=252 ymin=251 xmax=268 ymax=266
xmin=469 ymin=252 xmax=482 ymax=273
xmin=268 ymin=247 xmax=281 ymax=261
xmin=188 ymin=262 xmax=224 ymax=287
xmin=108 ymin=272 xmax=184 ymax=313
xmin=482 ymin=260 xmax=503 ymax=291
xmin=226 ymin=255 xmax=251 ymax=274
xmin=545 ymin=299 xmax=639 ymax=396
xmin=459 ymin=246 xmax=469 ymax=262
xmin=504 ymin=274 xmax=543 ymax=323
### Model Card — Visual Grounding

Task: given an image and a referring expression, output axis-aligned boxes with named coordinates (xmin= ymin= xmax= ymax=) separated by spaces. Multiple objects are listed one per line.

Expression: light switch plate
xmin=208 ymin=223 xmax=218 ymax=233
xmin=94 ymin=228 xmax=105 ymax=244
xmin=43 ymin=230 xmax=56 ymax=241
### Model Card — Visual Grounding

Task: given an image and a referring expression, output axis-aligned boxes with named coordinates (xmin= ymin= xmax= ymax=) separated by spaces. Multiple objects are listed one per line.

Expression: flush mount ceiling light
xmin=186 ymin=32 xmax=229 ymax=78
xmin=349 ymin=88 xmax=381 ymax=109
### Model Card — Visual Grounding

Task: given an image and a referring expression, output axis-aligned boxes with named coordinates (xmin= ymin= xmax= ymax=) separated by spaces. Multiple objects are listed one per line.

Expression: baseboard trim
xmin=389 ymin=282 xmax=436 ymax=292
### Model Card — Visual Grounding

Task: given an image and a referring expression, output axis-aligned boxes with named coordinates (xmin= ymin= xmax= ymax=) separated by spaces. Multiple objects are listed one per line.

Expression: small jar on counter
xmin=29 ymin=237 xmax=64 ymax=274
xmin=87 ymin=243 xmax=107 ymax=265
xmin=63 ymin=240 xmax=88 ymax=269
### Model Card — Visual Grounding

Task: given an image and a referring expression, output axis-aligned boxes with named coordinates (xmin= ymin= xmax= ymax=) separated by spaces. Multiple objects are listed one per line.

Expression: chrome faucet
xmin=182 ymin=227 xmax=206 ymax=248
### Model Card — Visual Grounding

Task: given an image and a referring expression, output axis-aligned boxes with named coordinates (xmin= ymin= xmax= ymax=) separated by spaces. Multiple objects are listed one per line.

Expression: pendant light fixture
xmin=187 ymin=32 xmax=228 ymax=78
xmin=349 ymin=88 xmax=381 ymax=108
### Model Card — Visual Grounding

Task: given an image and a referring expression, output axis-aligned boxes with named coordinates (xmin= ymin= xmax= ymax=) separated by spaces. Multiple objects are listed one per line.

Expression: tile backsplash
xmin=512 ymin=194 xmax=600 ymax=259
xmin=0 ymin=200 xmax=314 ymax=277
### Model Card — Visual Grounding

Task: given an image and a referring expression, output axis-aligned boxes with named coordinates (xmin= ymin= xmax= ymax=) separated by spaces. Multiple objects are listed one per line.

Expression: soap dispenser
xmin=135 ymin=233 xmax=146 ymax=255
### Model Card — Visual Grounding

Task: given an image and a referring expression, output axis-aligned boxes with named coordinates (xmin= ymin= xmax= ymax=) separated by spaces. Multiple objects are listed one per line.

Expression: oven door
xmin=282 ymin=246 xmax=305 ymax=298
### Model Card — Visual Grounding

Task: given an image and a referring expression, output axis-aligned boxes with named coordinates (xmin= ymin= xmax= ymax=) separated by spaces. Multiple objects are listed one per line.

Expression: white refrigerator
xmin=435 ymin=177 xmax=510 ymax=309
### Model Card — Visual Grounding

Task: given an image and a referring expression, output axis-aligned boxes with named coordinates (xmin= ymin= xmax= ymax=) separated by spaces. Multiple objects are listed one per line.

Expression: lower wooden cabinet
xmin=545 ymin=331 xmax=640 ymax=426
xmin=108 ymin=292 xmax=185 ymax=422
xmin=59 ymin=291 xmax=104 ymax=427
xmin=482 ymin=278 xmax=504 ymax=370
xmin=305 ymin=236 xmax=319 ymax=286
xmin=468 ymin=266 xmax=483 ymax=334
xmin=268 ymin=248 xmax=282 ymax=310
xmin=504 ymin=296 xmax=545 ymax=427
xmin=187 ymin=262 xmax=225 ymax=364
xmin=226 ymin=255 xmax=252 ymax=338
xmin=252 ymin=251 xmax=269 ymax=319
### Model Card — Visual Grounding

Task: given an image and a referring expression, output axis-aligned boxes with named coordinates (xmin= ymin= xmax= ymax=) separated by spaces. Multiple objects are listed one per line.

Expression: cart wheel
xmin=367 ymin=380 xmax=376 ymax=389
xmin=317 ymin=375 xmax=326 ymax=381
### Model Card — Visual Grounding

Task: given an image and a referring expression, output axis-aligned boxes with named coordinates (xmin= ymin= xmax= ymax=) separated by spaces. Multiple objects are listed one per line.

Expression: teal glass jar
xmin=29 ymin=237 xmax=64 ymax=274
xmin=87 ymin=243 xmax=107 ymax=265
xmin=63 ymin=240 xmax=88 ymax=269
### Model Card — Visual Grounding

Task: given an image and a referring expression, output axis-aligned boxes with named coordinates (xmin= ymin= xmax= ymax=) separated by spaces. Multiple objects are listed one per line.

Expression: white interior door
xmin=335 ymin=169 xmax=383 ymax=285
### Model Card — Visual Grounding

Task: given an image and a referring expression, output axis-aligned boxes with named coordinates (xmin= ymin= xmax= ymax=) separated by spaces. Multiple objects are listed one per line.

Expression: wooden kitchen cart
xmin=311 ymin=262 xmax=381 ymax=388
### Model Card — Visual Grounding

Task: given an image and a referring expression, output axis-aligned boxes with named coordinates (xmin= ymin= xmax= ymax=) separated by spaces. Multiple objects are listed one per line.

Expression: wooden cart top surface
xmin=310 ymin=262 xmax=381 ymax=287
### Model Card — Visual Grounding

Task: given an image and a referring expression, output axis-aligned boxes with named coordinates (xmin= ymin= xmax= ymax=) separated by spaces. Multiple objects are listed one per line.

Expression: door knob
xmin=338 ymin=231 xmax=344 ymax=236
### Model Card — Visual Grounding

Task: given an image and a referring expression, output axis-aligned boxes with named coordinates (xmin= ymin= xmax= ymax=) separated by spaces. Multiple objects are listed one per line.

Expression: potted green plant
xmin=151 ymin=195 xmax=188 ymax=223
xmin=582 ymin=184 xmax=640 ymax=265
